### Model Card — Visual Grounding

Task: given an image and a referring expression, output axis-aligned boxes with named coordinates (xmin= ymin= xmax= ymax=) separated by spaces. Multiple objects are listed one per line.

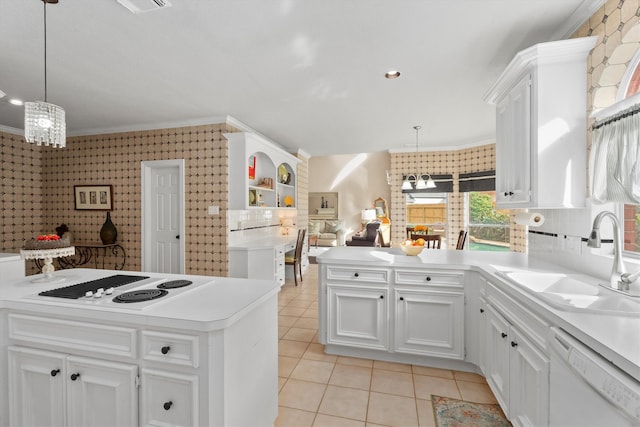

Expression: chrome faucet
xmin=587 ymin=211 xmax=640 ymax=296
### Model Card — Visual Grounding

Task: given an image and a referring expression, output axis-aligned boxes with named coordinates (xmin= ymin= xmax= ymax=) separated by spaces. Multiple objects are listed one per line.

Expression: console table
xmin=56 ymin=242 xmax=126 ymax=270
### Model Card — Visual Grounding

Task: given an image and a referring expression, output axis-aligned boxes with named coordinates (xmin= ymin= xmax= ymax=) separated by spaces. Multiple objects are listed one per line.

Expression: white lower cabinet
xmin=9 ymin=346 xmax=137 ymax=427
xmin=484 ymin=295 xmax=549 ymax=427
xmin=140 ymin=369 xmax=198 ymax=427
xmin=394 ymin=288 xmax=464 ymax=359
xmin=327 ymin=284 xmax=389 ymax=350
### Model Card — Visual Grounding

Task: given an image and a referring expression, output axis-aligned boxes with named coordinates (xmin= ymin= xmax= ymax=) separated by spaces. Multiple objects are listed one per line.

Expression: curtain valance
xmin=459 ymin=170 xmax=496 ymax=192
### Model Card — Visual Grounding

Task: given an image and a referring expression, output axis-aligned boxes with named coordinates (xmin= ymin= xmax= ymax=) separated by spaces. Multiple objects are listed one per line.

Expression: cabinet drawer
xmin=395 ymin=270 xmax=463 ymax=287
xmin=142 ymin=331 xmax=199 ymax=368
xmin=140 ymin=368 xmax=199 ymax=427
xmin=9 ymin=313 xmax=136 ymax=358
xmin=326 ymin=266 xmax=389 ymax=284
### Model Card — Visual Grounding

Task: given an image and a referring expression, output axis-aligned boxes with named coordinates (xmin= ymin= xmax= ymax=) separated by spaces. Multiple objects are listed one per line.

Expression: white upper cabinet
xmin=225 ymin=132 xmax=300 ymax=210
xmin=484 ymin=36 xmax=597 ymax=208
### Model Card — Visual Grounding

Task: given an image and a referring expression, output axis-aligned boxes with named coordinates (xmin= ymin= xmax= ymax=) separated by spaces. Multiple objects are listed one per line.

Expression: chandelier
xmin=401 ymin=126 xmax=435 ymax=190
xmin=24 ymin=0 xmax=66 ymax=148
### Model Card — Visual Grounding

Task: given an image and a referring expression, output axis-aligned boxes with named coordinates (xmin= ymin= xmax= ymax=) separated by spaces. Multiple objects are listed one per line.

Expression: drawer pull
xmin=163 ymin=401 xmax=173 ymax=411
xmin=354 ymin=272 xmax=359 ymax=278
xmin=426 ymin=276 xmax=431 ymax=281
xmin=50 ymin=369 xmax=60 ymax=377
xmin=511 ymin=341 xmax=518 ymax=348
xmin=379 ymin=295 xmax=384 ymax=299
xmin=501 ymin=332 xmax=507 ymax=339
xmin=399 ymin=296 xmax=404 ymax=301
xmin=70 ymin=373 xmax=80 ymax=381
xmin=479 ymin=308 xmax=484 ymax=313
xmin=161 ymin=346 xmax=171 ymax=355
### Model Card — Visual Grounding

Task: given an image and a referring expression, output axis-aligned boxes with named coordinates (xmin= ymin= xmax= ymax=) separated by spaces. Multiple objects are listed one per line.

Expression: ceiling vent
xmin=116 ymin=0 xmax=171 ymax=14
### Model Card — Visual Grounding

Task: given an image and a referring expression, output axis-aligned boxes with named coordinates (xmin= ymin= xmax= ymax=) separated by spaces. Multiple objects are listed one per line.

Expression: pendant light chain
xmin=43 ymin=0 xmax=48 ymax=103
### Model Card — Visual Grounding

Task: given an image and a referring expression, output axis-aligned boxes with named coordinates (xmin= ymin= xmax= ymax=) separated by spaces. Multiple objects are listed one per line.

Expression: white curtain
xmin=589 ymin=109 xmax=640 ymax=204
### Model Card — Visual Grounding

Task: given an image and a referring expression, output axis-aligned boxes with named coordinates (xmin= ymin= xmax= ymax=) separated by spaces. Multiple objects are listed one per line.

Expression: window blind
xmin=459 ymin=170 xmax=496 ymax=192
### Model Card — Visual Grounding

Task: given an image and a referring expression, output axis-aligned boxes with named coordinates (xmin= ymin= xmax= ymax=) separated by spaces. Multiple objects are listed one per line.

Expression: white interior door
xmin=142 ymin=160 xmax=185 ymax=274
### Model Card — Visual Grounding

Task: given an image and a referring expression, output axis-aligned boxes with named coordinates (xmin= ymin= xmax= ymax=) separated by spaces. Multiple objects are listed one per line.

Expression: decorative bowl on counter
xmin=400 ymin=241 xmax=424 ymax=256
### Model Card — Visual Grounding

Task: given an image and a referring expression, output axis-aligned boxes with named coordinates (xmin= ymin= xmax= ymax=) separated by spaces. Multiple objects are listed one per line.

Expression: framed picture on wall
xmin=74 ymin=185 xmax=113 ymax=210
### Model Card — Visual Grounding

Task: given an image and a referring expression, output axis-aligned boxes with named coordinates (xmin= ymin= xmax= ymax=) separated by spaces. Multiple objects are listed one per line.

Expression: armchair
xmin=346 ymin=222 xmax=381 ymax=247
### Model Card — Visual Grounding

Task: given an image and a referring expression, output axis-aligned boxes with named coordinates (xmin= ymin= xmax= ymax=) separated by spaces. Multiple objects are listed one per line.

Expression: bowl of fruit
xmin=400 ymin=238 xmax=426 ymax=256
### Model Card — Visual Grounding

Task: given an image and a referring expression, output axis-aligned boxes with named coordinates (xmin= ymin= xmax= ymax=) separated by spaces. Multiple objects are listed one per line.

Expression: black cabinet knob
xmin=399 ymin=296 xmax=404 ymax=301
xmin=501 ymin=332 xmax=507 ymax=339
xmin=50 ymin=369 xmax=60 ymax=377
xmin=161 ymin=346 xmax=171 ymax=355
xmin=480 ymin=308 xmax=484 ymax=313
xmin=354 ymin=272 xmax=359 ymax=278
xmin=70 ymin=373 xmax=80 ymax=381
xmin=176 ymin=235 xmax=180 ymax=239
xmin=509 ymin=191 xmax=514 ymax=196
xmin=163 ymin=401 xmax=173 ymax=411
xmin=511 ymin=341 xmax=518 ymax=348
xmin=504 ymin=192 xmax=509 ymax=196
xmin=379 ymin=295 xmax=384 ymax=299
xmin=426 ymin=276 xmax=431 ymax=281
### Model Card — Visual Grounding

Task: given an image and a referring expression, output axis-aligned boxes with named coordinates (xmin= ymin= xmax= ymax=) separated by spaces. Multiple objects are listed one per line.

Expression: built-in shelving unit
xmin=225 ymin=132 xmax=300 ymax=210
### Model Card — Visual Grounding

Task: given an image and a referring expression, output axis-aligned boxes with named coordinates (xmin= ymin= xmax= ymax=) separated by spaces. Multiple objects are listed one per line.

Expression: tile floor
xmin=276 ymin=264 xmax=498 ymax=427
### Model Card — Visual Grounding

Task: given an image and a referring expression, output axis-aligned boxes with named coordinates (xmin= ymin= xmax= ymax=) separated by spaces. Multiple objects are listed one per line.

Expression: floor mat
xmin=432 ymin=395 xmax=511 ymax=427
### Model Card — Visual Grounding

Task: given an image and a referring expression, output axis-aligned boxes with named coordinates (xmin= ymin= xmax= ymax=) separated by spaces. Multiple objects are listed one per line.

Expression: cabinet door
xmin=394 ymin=289 xmax=464 ymax=359
xmin=509 ymin=328 xmax=549 ymax=427
xmin=484 ymin=305 xmax=511 ymax=415
xmin=140 ymin=369 xmax=198 ymax=427
xmin=496 ymin=74 xmax=531 ymax=206
xmin=327 ymin=285 xmax=388 ymax=350
xmin=478 ymin=297 xmax=487 ymax=373
xmin=8 ymin=347 xmax=66 ymax=427
xmin=66 ymin=356 xmax=138 ymax=427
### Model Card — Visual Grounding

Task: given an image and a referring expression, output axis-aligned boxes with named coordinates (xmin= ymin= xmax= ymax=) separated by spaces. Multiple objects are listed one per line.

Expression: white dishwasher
xmin=548 ymin=327 xmax=640 ymax=426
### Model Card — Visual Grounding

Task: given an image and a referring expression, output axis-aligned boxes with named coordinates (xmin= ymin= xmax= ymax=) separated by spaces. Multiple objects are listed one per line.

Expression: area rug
xmin=432 ymin=395 xmax=511 ymax=427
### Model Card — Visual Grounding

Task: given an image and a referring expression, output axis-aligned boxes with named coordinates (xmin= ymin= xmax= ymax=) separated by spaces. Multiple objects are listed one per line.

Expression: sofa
xmin=308 ymin=219 xmax=345 ymax=247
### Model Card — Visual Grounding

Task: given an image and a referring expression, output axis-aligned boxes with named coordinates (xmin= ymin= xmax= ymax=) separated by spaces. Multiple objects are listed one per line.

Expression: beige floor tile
xmin=275 ymin=406 xmax=316 ymax=427
xmin=279 ymin=339 xmax=310 ymax=358
xmin=318 ymin=385 xmax=369 ymax=421
xmin=291 ymin=359 xmax=336 ymax=384
xmin=456 ymin=380 xmax=498 ymax=404
xmin=279 ymin=355 xmax=299 ymax=378
xmin=367 ymin=392 xmax=419 ymax=427
xmin=453 ymin=370 xmax=486 ymax=383
xmin=280 ymin=306 xmax=307 ymax=317
xmin=365 ymin=423 xmax=390 ymax=427
xmin=337 ymin=356 xmax=374 ymax=368
xmin=279 ymin=326 xmax=290 ymax=339
xmin=415 ymin=398 xmax=437 ymax=427
xmin=279 ymin=315 xmax=300 ymax=327
xmin=303 ymin=343 xmax=338 ymax=363
xmin=373 ymin=360 xmax=412 ymax=373
xmin=329 ymin=363 xmax=372 ymax=390
xmin=411 ymin=366 xmax=454 ymax=379
xmin=279 ymin=379 xmax=327 ymax=412
xmin=371 ymin=369 xmax=414 ymax=397
xmin=279 ymin=377 xmax=288 ymax=392
xmin=302 ymin=308 xmax=319 ymax=318
xmin=287 ymin=299 xmax=314 ymax=309
xmin=283 ymin=327 xmax=317 ymax=342
xmin=313 ymin=414 xmax=365 ymax=427
xmin=294 ymin=316 xmax=319 ymax=329
xmin=413 ymin=375 xmax=461 ymax=400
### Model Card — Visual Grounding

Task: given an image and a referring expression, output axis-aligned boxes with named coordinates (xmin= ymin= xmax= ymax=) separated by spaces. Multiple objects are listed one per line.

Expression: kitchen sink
xmin=495 ymin=271 xmax=640 ymax=317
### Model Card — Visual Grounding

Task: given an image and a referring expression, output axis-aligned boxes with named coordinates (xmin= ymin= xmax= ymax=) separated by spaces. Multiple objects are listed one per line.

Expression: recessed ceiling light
xmin=9 ymin=99 xmax=24 ymax=106
xmin=385 ymin=70 xmax=401 ymax=79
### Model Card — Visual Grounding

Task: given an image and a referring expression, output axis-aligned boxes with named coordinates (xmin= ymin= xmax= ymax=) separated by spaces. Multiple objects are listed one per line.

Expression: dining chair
xmin=285 ymin=228 xmax=306 ymax=286
xmin=456 ymin=230 xmax=468 ymax=250
xmin=410 ymin=234 xmax=441 ymax=249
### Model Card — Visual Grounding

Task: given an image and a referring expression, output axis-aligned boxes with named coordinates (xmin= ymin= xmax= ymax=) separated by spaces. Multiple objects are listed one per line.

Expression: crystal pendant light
xmin=24 ymin=0 xmax=66 ymax=148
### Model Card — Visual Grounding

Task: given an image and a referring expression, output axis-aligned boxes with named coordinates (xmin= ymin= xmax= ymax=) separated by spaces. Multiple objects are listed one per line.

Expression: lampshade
xmin=425 ymin=175 xmax=437 ymax=188
xmin=401 ymin=178 xmax=413 ymax=190
xmin=24 ymin=101 xmax=66 ymax=148
xmin=361 ymin=209 xmax=377 ymax=221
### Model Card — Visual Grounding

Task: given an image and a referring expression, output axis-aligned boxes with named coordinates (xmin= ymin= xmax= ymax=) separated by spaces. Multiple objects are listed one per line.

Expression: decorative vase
xmin=100 ymin=211 xmax=118 ymax=244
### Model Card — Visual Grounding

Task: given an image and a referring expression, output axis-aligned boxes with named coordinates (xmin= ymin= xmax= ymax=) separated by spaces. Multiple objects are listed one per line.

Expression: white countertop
xmin=229 ymin=235 xmax=297 ymax=250
xmin=0 ymin=268 xmax=281 ymax=332
xmin=318 ymin=247 xmax=640 ymax=381
xmin=0 ymin=252 xmax=21 ymax=263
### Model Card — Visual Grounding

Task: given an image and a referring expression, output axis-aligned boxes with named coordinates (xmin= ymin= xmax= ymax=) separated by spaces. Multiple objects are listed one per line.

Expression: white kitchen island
xmin=318 ymin=247 xmax=640 ymax=426
xmin=0 ymin=268 xmax=280 ymax=427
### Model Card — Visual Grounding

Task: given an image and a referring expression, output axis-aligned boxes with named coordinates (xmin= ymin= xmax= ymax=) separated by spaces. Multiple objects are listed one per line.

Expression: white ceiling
xmin=0 ymin=0 xmax=604 ymax=156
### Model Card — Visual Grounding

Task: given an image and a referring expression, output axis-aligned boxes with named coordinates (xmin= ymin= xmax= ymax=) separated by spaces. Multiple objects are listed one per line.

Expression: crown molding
xmin=388 ymin=137 xmax=495 ymax=154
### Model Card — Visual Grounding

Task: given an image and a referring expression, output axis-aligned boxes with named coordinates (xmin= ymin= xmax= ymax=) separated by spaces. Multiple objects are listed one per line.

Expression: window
xmin=467 ymin=191 xmax=510 ymax=251
xmin=406 ymin=192 xmax=448 ymax=242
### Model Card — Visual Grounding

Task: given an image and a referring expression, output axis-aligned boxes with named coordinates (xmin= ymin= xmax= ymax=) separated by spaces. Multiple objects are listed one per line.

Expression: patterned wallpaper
xmin=1 ymin=123 xmax=237 ymax=276
xmin=389 ymin=143 xmax=527 ymax=252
